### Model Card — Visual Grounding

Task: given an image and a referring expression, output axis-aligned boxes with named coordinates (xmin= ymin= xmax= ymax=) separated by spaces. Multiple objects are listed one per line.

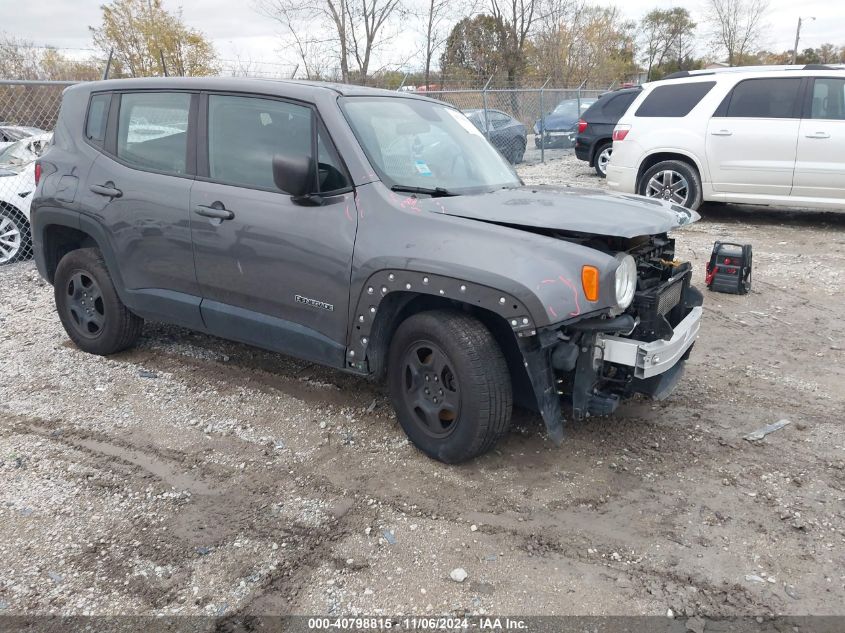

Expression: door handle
xmin=805 ymin=132 xmax=830 ymax=139
xmin=90 ymin=184 xmax=122 ymax=198
xmin=194 ymin=204 xmax=235 ymax=220
xmin=711 ymin=129 xmax=733 ymax=136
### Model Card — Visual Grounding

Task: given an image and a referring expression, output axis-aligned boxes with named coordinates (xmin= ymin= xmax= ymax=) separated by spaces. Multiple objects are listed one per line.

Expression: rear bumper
xmin=606 ymin=164 xmax=636 ymax=193
xmin=574 ymin=141 xmax=591 ymax=162
xmin=596 ymin=306 xmax=702 ymax=379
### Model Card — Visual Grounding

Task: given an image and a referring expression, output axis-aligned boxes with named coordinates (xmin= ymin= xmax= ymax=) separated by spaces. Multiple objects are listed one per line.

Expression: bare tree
xmin=417 ymin=0 xmax=454 ymax=88
xmin=706 ymin=0 xmax=768 ymax=66
xmin=255 ymin=0 xmax=403 ymax=84
xmin=489 ymin=0 xmax=541 ymax=85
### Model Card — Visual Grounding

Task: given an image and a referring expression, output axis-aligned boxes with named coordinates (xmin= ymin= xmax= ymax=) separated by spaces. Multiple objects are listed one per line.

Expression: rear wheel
xmin=593 ymin=142 xmax=612 ymax=178
xmin=638 ymin=159 xmax=702 ymax=210
xmin=54 ymin=248 xmax=144 ymax=355
xmin=387 ymin=310 xmax=512 ymax=463
xmin=0 ymin=207 xmax=31 ymax=265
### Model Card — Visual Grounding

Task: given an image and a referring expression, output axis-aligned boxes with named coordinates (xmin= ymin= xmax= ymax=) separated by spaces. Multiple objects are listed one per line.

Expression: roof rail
xmin=659 ymin=64 xmax=845 ymax=81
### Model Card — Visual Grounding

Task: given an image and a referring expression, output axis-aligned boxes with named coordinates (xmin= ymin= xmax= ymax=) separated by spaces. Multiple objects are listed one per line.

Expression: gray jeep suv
xmin=32 ymin=78 xmax=703 ymax=463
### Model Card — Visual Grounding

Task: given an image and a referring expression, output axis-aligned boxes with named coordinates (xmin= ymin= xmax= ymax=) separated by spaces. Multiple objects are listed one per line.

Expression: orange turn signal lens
xmin=581 ymin=266 xmax=600 ymax=302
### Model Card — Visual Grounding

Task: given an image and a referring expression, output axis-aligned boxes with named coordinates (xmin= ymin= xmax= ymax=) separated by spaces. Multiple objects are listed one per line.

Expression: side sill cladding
xmin=346 ymin=270 xmax=537 ymax=372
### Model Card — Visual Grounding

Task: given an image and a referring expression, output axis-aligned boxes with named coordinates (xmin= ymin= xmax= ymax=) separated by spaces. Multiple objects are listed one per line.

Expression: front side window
xmin=724 ymin=78 xmax=802 ymax=119
xmin=117 ymin=92 xmax=190 ymax=174
xmin=341 ymin=97 xmax=519 ymax=194
xmin=635 ymin=81 xmax=716 ymax=117
xmin=207 ymin=94 xmax=313 ymax=192
xmin=810 ymin=78 xmax=845 ymax=120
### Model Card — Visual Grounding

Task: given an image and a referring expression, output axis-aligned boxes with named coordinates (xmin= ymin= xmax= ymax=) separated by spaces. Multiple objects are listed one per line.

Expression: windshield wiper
xmin=390 ymin=185 xmax=457 ymax=198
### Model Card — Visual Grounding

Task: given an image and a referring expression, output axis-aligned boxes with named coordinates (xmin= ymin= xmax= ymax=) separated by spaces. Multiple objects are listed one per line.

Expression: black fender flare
xmin=346 ymin=268 xmax=539 ymax=372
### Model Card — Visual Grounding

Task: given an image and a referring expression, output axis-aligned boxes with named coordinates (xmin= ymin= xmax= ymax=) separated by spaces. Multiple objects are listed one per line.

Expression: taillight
xmin=577 ymin=118 xmax=587 ymax=133
xmin=612 ymin=126 xmax=630 ymax=142
xmin=34 ymin=161 xmax=42 ymax=185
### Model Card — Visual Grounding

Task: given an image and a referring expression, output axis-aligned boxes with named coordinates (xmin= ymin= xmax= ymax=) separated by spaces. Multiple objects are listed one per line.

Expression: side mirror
xmin=273 ymin=154 xmax=316 ymax=199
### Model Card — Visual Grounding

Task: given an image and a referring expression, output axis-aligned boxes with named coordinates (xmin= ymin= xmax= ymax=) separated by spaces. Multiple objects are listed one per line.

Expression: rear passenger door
xmin=793 ymin=77 xmax=845 ymax=200
xmin=190 ymin=93 xmax=356 ymax=367
xmin=706 ymin=77 xmax=804 ymax=196
xmin=84 ymin=90 xmax=203 ymax=329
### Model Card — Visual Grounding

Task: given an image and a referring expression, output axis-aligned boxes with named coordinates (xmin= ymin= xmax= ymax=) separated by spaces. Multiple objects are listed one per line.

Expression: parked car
xmin=533 ymin=98 xmax=597 ymax=148
xmin=0 ymin=125 xmax=47 ymax=151
xmin=462 ymin=108 xmax=527 ymax=163
xmin=607 ymin=65 xmax=845 ymax=211
xmin=32 ymin=78 xmax=702 ymax=463
xmin=575 ymin=87 xmax=641 ymax=177
xmin=0 ymin=132 xmax=52 ymax=265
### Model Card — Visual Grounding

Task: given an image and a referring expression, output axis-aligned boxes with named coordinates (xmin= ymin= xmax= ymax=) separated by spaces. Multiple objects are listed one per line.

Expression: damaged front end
xmin=519 ymin=234 xmax=703 ymax=444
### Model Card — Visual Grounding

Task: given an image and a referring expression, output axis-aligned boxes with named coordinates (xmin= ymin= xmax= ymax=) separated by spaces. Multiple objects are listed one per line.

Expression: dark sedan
xmin=533 ymin=98 xmax=596 ymax=149
xmin=574 ymin=87 xmax=641 ymax=177
xmin=463 ymin=109 xmax=527 ymax=164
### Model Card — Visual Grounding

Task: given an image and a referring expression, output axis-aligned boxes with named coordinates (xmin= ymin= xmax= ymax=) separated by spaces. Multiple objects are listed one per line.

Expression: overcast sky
xmin=6 ymin=0 xmax=845 ymax=71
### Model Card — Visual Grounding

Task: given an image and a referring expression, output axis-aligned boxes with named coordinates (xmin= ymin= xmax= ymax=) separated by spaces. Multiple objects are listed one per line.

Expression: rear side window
xmin=635 ymin=82 xmax=716 ymax=117
xmin=85 ymin=93 xmax=110 ymax=145
xmin=117 ymin=92 xmax=190 ymax=174
xmin=602 ymin=92 xmax=638 ymax=118
xmin=723 ymin=78 xmax=802 ymax=118
xmin=810 ymin=78 xmax=845 ymax=120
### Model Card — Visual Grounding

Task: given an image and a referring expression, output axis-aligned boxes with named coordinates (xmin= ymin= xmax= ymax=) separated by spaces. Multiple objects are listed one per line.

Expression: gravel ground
xmin=1 ymin=155 xmax=844 ymax=620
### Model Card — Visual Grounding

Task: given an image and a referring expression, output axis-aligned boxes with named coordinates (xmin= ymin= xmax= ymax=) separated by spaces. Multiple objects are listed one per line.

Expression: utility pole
xmin=792 ymin=16 xmax=815 ymax=65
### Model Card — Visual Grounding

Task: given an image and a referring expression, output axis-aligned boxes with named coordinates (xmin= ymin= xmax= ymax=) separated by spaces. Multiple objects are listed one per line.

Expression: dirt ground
xmin=1 ymin=154 xmax=844 ymax=621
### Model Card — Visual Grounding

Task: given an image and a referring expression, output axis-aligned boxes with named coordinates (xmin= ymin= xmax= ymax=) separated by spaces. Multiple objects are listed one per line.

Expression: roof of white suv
xmin=656 ymin=64 xmax=845 ymax=83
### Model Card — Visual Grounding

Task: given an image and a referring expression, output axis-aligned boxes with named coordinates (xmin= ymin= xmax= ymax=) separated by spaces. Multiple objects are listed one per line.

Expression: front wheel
xmin=638 ymin=159 xmax=702 ymax=210
xmin=387 ymin=310 xmax=512 ymax=463
xmin=0 ymin=207 xmax=32 ymax=265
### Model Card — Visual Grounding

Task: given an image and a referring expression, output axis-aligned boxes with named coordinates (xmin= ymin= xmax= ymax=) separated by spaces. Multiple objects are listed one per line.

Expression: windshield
xmin=341 ymin=97 xmax=520 ymax=194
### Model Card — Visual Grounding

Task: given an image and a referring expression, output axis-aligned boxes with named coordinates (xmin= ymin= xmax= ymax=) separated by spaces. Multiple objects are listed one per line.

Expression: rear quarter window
xmin=85 ymin=93 xmax=111 ymax=145
xmin=602 ymin=92 xmax=638 ymax=119
xmin=635 ymin=81 xmax=716 ymax=118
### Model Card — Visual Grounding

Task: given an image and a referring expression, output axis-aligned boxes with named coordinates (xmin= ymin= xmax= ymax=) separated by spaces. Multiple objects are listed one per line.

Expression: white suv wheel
xmin=645 ymin=170 xmax=689 ymax=205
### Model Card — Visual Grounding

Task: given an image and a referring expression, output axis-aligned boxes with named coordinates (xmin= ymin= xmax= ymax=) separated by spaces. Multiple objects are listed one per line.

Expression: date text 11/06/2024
xmin=307 ymin=617 xmax=529 ymax=629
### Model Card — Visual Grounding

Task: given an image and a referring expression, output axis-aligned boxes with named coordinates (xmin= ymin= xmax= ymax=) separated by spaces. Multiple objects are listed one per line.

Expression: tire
xmin=593 ymin=142 xmax=612 ymax=178
xmin=0 ymin=206 xmax=32 ymax=265
xmin=387 ymin=310 xmax=512 ymax=463
xmin=54 ymin=248 xmax=143 ymax=355
xmin=509 ymin=138 xmax=526 ymax=164
xmin=638 ymin=159 xmax=703 ymax=210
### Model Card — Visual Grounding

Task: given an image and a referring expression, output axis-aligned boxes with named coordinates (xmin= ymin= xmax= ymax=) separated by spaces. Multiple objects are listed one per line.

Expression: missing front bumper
xmin=595 ymin=306 xmax=703 ymax=379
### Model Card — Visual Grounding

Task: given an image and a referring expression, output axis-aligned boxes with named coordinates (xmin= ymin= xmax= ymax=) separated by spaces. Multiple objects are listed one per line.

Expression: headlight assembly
xmin=614 ymin=253 xmax=637 ymax=310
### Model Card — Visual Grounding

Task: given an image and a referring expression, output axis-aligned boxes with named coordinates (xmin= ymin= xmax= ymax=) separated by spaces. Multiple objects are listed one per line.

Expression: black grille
xmin=629 ymin=264 xmax=692 ymax=341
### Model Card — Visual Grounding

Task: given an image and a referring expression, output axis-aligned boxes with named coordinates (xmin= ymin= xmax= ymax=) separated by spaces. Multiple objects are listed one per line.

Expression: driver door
xmin=190 ymin=92 xmax=356 ymax=367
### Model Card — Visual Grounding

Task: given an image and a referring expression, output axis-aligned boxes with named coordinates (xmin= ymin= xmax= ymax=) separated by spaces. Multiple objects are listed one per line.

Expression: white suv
xmin=606 ymin=65 xmax=845 ymax=211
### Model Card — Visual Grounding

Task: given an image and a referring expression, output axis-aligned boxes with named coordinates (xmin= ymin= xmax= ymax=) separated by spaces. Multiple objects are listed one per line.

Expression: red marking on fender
xmin=355 ymin=191 xmax=364 ymax=219
xmin=558 ymin=275 xmax=582 ymax=316
xmin=547 ymin=305 xmax=558 ymax=319
xmin=344 ymin=203 xmax=353 ymax=222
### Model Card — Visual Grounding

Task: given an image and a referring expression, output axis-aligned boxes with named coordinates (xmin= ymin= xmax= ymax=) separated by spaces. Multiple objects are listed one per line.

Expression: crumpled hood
xmin=425 ymin=185 xmax=699 ymax=238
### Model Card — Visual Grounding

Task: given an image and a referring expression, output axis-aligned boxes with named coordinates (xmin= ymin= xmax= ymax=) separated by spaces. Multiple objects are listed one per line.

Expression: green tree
xmin=90 ymin=0 xmax=218 ymax=77
xmin=639 ymin=8 xmax=697 ymax=81
xmin=440 ymin=15 xmax=508 ymax=82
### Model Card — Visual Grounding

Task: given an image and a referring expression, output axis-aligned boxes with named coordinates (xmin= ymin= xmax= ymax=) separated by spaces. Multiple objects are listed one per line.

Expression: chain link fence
xmin=0 ymin=80 xmax=74 ymax=266
xmin=420 ymin=87 xmax=606 ymax=165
